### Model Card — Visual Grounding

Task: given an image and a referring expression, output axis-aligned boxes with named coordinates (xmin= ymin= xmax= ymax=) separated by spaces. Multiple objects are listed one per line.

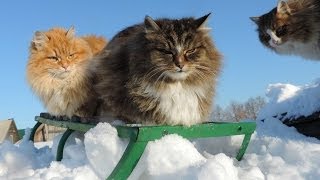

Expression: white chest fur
xmin=44 ymin=73 xmax=87 ymax=117
xmin=146 ymin=82 xmax=205 ymax=126
xmin=46 ymin=83 xmax=75 ymax=116
xmin=276 ymin=38 xmax=320 ymax=60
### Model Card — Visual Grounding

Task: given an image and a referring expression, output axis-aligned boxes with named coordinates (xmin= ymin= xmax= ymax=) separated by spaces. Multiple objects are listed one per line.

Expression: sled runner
xmin=30 ymin=113 xmax=256 ymax=180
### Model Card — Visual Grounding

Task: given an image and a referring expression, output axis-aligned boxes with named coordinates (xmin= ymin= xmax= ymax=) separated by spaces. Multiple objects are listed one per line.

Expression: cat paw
xmin=70 ymin=115 xmax=81 ymax=122
xmin=40 ymin=112 xmax=55 ymax=119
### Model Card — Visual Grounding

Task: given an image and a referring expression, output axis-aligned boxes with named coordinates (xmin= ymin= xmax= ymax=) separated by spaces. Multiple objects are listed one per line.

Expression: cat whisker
xmin=158 ymin=73 xmax=168 ymax=88
xmin=144 ymin=66 xmax=166 ymax=78
xmin=195 ymin=65 xmax=216 ymax=74
xmin=50 ymin=72 xmax=58 ymax=78
xmin=153 ymin=70 xmax=167 ymax=86
xmin=143 ymin=69 xmax=163 ymax=82
xmin=193 ymin=70 xmax=208 ymax=82
xmin=143 ymin=66 xmax=167 ymax=82
xmin=195 ymin=65 xmax=213 ymax=71
xmin=193 ymin=71 xmax=204 ymax=81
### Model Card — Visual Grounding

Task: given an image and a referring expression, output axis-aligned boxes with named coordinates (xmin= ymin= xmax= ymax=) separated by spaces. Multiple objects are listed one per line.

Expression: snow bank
xmin=258 ymin=79 xmax=320 ymax=120
xmin=84 ymin=123 xmax=128 ymax=178
xmin=0 ymin=119 xmax=319 ymax=179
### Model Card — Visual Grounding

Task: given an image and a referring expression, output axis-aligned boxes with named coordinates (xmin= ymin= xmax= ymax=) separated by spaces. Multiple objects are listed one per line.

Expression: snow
xmin=258 ymin=79 xmax=320 ymax=120
xmin=1 ymin=120 xmax=319 ymax=179
xmin=1 ymin=80 xmax=320 ymax=179
xmin=84 ymin=123 xmax=128 ymax=178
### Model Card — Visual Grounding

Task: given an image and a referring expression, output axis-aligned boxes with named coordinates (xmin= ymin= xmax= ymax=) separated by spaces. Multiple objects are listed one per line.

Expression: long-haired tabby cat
xmin=27 ymin=27 xmax=107 ymax=118
xmin=250 ymin=0 xmax=320 ymax=60
xmin=94 ymin=14 xmax=222 ymax=126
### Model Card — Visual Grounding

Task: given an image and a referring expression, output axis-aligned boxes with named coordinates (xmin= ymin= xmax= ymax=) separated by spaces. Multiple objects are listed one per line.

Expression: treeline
xmin=210 ymin=96 xmax=266 ymax=122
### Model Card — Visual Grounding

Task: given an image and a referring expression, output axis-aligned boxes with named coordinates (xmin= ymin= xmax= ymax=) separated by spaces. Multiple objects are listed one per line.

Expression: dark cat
xmin=94 ymin=14 xmax=222 ymax=126
xmin=250 ymin=0 xmax=320 ymax=60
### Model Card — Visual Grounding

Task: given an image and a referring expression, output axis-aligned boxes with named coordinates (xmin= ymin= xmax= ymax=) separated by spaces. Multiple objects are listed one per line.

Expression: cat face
xmin=251 ymin=0 xmax=314 ymax=54
xmin=29 ymin=27 xmax=92 ymax=79
xmin=142 ymin=14 xmax=220 ymax=82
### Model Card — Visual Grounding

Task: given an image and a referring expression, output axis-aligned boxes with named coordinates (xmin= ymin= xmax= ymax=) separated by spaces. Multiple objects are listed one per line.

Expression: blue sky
xmin=1 ymin=0 xmax=320 ymax=128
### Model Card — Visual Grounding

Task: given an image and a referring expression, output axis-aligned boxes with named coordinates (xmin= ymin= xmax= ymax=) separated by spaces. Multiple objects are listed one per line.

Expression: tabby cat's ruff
xmin=95 ymin=14 xmax=222 ymax=126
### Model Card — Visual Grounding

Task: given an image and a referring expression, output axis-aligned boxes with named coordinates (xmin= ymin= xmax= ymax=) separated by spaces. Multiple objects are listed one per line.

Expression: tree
xmin=210 ymin=105 xmax=225 ymax=121
xmin=228 ymin=101 xmax=247 ymax=122
xmin=244 ymin=96 xmax=266 ymax=119
xmin=210 ymin=96 xmax=266 ymax=122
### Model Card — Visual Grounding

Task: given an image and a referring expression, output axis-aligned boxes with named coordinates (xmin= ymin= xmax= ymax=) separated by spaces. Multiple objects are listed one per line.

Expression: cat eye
xmin=156 ymin=48 xmax=173 ymax=55
xmin=47 ymin=56 xmax=59 ymax=61
xmin=68 ymin=53 xmax=76 ymax=59
xmin=186 ymin=48 xmax=197 ymax=55
xmin=276 ymin=25 xmax=288 ymax=37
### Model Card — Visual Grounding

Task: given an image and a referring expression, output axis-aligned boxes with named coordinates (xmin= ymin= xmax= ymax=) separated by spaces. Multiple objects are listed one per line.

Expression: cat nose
xmin=272 ymin=39 xmax=280 ymax=45
xmin=174 ymin=56 xmax=185 ymax=69
xmin=61 ymin=63 xmax=69 ymax=70
xmin=176 ymin=63 xmax=184 ymax=69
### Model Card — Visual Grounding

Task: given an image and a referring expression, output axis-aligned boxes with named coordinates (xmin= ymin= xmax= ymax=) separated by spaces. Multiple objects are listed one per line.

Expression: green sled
xmin=29 ymin=113 xmax=256 ymax=180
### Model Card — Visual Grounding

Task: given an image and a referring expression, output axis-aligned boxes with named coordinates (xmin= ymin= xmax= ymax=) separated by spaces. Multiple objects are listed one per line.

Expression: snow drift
xmin=1 ymin=79 xmax=320 ymax=179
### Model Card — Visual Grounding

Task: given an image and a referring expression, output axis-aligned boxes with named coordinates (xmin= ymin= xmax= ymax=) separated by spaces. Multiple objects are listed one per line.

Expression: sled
xmin=29 ymin=113 xmax=256 ymax=180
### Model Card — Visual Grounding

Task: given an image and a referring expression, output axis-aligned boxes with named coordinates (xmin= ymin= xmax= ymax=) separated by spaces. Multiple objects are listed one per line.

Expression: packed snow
xmin=1 ymin=80 xmax=320 ymax=180
xmin=258 ymin=79 xmax=320 ymax=121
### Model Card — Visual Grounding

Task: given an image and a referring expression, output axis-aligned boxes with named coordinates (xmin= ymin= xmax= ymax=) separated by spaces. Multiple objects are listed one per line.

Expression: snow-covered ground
xmin=1 ymin=80 xmax=320 ymax=180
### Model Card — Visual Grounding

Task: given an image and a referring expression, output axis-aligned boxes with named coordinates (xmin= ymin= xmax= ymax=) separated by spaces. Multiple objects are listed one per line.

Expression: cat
xmin=94 ymin=14 xmax=222 ymax=126
xmin=250 ymin=0 xmax=320 ymax=60
xmin=26 ymin=27 xmax=107 ymax=118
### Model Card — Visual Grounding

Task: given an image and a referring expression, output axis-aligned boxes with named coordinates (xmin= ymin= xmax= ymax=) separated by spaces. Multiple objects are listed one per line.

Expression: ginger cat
xmin=27 ymin=27 xmax=107 ymax=118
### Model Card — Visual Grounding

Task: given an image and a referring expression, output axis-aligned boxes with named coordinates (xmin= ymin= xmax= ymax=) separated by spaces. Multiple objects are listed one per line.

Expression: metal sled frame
xmin=30 ymin=115 xmax=256 ymax=180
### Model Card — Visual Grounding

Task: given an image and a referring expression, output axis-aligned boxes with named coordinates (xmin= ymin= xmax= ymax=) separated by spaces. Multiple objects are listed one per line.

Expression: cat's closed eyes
xmin=251 ymin=0 xmax=320 ymax=60
xmin=94 ymin=14 xmax=222 ymax=126
xmin=27 ymin=27 xmax=107 ymax=118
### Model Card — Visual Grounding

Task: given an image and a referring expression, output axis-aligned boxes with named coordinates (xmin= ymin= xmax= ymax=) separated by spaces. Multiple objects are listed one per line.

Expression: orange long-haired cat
xmin=27 ymin=27 xmax=107 ymax=118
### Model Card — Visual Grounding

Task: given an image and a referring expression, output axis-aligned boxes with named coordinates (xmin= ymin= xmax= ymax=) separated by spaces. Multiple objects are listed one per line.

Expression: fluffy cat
xmin=250 ymin=0 xmax=320 ymax=60
xmin=94 ymin=14 xmax=222 ymax=126
xmin=27 ymin=27 xmax=107 ymax=118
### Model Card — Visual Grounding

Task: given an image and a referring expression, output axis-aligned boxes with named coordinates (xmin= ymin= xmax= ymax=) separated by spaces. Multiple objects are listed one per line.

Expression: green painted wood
xmin=56 ymin=129 xmax=74 ymax=161
xmin=133 ymin=122 xmax=256 ymax=141
xmin=107 ymin=121 xmax=256 ymax=179
xmin=107 ymin=141 xmax=148 ymax=180
xmin=36 ymin=116 xmax=138 ymax=139
xmin=33 ymin=115 xmax=256 ymax=180
xmin=236 ymin=133 xmax=253 ymax=161
xmin=29 ymin=121 xmax=42 ymax=141
xmin=36 ymin=116 xmax=95 ymax=132
xmin=114 ymin=126 xmax=139 ymax=139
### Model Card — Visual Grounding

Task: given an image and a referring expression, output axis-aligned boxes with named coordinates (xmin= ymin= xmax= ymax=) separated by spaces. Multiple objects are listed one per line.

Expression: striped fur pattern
xmin=94 ymin=14 xmax=222 ymax=126
xmin=251 ymin=0 xmax=320 ymax=60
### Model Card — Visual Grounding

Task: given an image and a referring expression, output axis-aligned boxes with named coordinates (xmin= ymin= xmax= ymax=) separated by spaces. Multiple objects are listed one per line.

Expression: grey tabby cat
xmin=94 ymin=14 xmax=222 ymax=126
xmin=251 ymin=0 xmax=320 ymax=60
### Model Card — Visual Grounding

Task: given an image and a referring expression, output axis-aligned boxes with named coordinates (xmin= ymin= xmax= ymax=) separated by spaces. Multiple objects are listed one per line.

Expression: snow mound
xmin=258 ymin=79 xmax=320 ymax=120
xmin=84 ymin=123 xmax=128 ymax=178
xmin=0 ymin=120 xmax=319 ymax=179
xmin=130 ymin=134 xmax=205 ymax=179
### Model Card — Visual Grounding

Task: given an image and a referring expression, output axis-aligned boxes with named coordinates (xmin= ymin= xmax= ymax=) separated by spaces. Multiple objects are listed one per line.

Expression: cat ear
xmin=250 ymin=17 xmax=260 ymax=24
xmin=32 ymin=31 xmax=49 ymax=50
xmin=66 ymin=26 xmax=75 ymax=39
xmin=277 ymin=0 xmax=291 ymax=15
xmin=144 ymin=15 xmax=160 ymax=33
xmin=195 ymin=13 xmax=211 ymax=31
